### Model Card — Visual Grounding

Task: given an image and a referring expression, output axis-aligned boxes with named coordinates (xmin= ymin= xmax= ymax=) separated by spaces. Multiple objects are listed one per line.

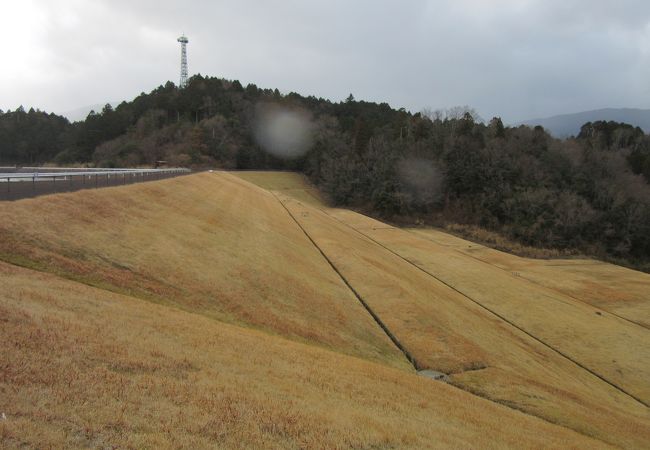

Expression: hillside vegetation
xmin=0 ymin=173 xmax=631 ymax=448
xmin=2 ymin=76 xmax=650 ymax=269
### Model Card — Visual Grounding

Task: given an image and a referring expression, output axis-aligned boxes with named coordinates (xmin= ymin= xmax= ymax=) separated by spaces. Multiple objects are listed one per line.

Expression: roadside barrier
xmin=0 ymin=168 xmax=191 ymax=201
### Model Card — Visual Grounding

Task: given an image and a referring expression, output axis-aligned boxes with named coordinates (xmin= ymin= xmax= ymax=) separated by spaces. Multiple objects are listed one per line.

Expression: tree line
xmin=1 ymin=75 xmax=649 ymax=269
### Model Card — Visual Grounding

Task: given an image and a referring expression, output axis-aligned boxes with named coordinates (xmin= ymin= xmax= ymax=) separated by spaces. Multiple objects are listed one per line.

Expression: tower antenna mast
xmin=177 ymin=34 xmax=189 ymax=88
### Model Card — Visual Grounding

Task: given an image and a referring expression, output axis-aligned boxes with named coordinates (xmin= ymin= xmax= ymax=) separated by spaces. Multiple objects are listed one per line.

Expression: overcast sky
xmin=1 ymin=0 xmax=649 ymax=122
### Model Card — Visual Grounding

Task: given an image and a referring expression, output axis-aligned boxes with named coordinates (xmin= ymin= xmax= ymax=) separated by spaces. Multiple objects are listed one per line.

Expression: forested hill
xmin=0 ymin=76 xmax=407 ymax=168
xmin=1 ymin=75 xmax=650 ymax=268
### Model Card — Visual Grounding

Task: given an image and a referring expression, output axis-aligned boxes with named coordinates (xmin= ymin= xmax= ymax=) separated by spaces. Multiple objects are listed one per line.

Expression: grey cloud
xmin=1 ymin=0 xmax=649 ymax=122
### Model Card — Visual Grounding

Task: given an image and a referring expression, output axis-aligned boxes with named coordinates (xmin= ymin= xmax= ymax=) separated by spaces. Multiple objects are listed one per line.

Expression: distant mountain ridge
xmin=61 ymin=102 xmax=118 ymax=123
xmin=517 ymin=108 xmax=650 ymax=137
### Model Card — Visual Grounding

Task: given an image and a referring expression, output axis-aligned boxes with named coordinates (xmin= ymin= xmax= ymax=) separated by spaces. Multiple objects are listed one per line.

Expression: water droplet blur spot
xmin=254 ymin=104 xmax=313 ymax=159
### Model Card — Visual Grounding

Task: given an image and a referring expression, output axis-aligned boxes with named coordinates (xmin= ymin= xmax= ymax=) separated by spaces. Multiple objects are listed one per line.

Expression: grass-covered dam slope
xmin=1 ymin=171 xmax=648 ymax=448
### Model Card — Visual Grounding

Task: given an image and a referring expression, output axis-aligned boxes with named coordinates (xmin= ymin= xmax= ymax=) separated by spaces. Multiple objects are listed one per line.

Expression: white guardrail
xmin=0 ymin=167 xmax=192 ymax=201
xmin=0 ymin=168 xmax=191 ymax=181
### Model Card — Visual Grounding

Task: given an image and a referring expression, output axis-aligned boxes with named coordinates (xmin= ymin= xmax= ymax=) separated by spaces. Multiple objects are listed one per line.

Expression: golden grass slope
xmin=234 ymin=171 xmax=650 ymax=328
xmin=233 ymin=171 xmax=326 ymax=207
xmin=337 ymin=217 xmax=650 ymax=404
xmin=1 ymin=261 xmax=607 ymax=449
xmin=274 ymin=194 xmax=650 ymax=448
xmin=233 ymin=171 xmax=650 ymax=448
xmin=1 ymin=170 xmax=648 ymax=448
xmin=0 ymin=173 xmax=410 ymax=370
xmin=411 ymin=228 xmax=650 ymax=328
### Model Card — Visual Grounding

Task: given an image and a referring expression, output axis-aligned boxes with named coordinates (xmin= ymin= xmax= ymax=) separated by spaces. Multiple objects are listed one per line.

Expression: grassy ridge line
xmin=3 ymin=261 xmax=611 ymax=449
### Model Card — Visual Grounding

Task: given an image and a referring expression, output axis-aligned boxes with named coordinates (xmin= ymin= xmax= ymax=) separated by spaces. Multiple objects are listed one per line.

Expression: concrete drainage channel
xmin=418 ymin=370 xmax=450 ymax=381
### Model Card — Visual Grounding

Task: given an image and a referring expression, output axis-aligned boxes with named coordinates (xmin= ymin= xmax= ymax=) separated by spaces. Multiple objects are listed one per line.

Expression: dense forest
xmin=2 ymin=75 xmax=650 ymax=269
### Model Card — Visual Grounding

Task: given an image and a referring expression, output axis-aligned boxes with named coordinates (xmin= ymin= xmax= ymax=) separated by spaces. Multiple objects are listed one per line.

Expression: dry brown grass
xmin=412 ymin=228 xmax=650 ymax=328
xmin=1 ymin=171 xmax=648 ymax=448
xmin=0 ymin=261 xmax=604 ymax=449
xmin=0 ymin=172 xmax=407 ymax=370
xmin=274 ymin=195 xmax=650 ymax=448
xmin=439 ymin=223 xmax=578 ymax=259
xmin=233 ymin=171 xmax=327 ymax=207
xmin=232 ymin=172 xmax=650 ymax=448
xmin=241 ymin=172 xmax=650 ymax=327
xmin=345 ymin=222 xmax=650 ymax=404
